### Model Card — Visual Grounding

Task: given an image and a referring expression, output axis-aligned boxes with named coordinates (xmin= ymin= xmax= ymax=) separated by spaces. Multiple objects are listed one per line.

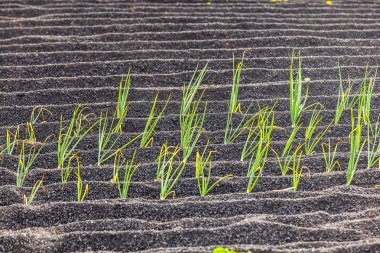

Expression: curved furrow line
xmin=1 ymin=20 xmax=380 ymax=31
xmin=2 ymin=28 xmax=380 ymax=41
xmin=2 ymin=17 xmax=380 ymax=28
xmin=1 ymin=36 xmax=377 ymax=53
xmin=1 ymin=54 xmax=380 ymax=68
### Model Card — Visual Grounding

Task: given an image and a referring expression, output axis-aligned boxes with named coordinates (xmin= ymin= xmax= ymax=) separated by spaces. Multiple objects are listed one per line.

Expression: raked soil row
xmin=1 ymin=0 xmax=380 ymax=252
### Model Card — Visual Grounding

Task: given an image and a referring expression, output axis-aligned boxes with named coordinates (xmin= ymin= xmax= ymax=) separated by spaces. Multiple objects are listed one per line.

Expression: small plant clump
xmin=115 ymin=150 xmax=141 ymax=199
xmin=289 ymin=50 xmax=309 ymax=127
xmin=140 ymin=93 xmax=171 ymax=148
xmin=156 ymin=143 xmax=186 ymax=200
xmin=180 ymin=64 xmax=208 ymax=161
xmin=335 ymin=59 xmax=356 ymax=125
xmin=367 ymin=116 xmax=380 ymax=169
xmin=3 ymin=126 xmax=19 ymax=155
xmin=321 ymin=139 xmax=341 ymax=173
xmin=17 ymin=137 xmax=50 ymax=187
xmin=116 ymin=70 xmax=131 ymax=132
xmin=97 ymin=109 xmax=140 ymax=165
xmin=346 ymin=109 xmax=366 ymax=185
xmin=57 ymin=104 xmax=98 ymax=169
xmin=304 ymin=104 xmax=332 ymax=155
xmin=23 ymin=176 xmax=44 ymax=206
xmin=195 ymin=139 xmax=232 ymax=197
xmin=225 ymin=53 xmax=256 ymax=145
xmin=75 ymin=165 xmax=88 ymax=202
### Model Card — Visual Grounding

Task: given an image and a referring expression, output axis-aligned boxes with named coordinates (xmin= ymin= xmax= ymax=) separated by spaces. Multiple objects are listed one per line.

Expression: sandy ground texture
xmin=1 ymin=0 xmax=380 ymax=252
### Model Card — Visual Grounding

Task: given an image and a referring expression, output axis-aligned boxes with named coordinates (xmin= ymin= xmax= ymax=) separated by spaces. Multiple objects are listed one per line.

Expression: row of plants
xmin=2 ymin=51 xmax=379 ymax=205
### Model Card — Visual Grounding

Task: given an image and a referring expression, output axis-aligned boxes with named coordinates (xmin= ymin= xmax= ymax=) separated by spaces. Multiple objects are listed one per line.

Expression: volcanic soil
xmin=1 ymin=0 xmax=380 ymax=252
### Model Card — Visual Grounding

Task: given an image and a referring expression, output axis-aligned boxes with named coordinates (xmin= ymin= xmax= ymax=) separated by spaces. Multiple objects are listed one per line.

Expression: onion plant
xmin=116 ymin=70 xmax=131 ymax=133
xmin=246 ymin=137 xmax=270 ymax=193
xmin=291 ymin=147 xmax=303 ymax=191
xmin=304 ymin=104 xmax=332 ymax=155
xmin=289 ymin=50 xmax=308 ymax=127
xmin=16 ymin=137 xmax=50 ymax=187
xmin=75 ymin=165 xmax=88 ymax=202
xmin=272 ymin=122 xmax=302 ymax=176
xmin=180 ymin=64 xmax=208 ymax=161
xmin=115 ymin=150 xmax=141 ymax=199
xmin=346 ymin=109 xmax=366 ymax=185
xmin=225 ymin=105 xmax=255 ymax=145
xmin=30 ymin=106 xmax=52 ymax=124
xmin=224 ymin=53 xmax=255 ymax=144
xmin=335 ymin=60 xmax=356 ymax=125
xmin=282 ymin=121 xmax=302 ymax=158
xmin=23 ymin=176 xmax=44 ymax=205
xmin=26 ymin=122 xmax=36 ymax=144
xmin=367 ymin=116 xmax=380 ymax=169
xmin=321 ymin=139 xmax=341 ymax=173
xmin=97 ymin=109 xmax=140 ymax=165
xmin=61 ymin=154 xmax=79 ymax=184
xmin=57 ymin=105 xmax=98 ymax=169
xmin=241 ymin=103 xmax=276 ymax=161
xmin=140 ymin=93 xmax=171 ymax=148
xmin=156 ymin=143 xmax=185 ymax=200
xmin=229 ymin=52 xmax=244 ymax=114
xmin=4 ymin=126 xmax=19 ymax=155
xmin=273 ymin=143 xmax=303 ymax=176
xmin=180 ymin=64 xmax=208 ymax=120
xmin=195 ymin=139 xmax=232 ymax=197
xmin=357 ymin=66 xmax=376 ymax=125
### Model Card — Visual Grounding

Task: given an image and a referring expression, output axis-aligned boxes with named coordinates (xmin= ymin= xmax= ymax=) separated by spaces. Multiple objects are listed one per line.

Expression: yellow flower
xmin=326 ymin=1 xmax=333 ymax=5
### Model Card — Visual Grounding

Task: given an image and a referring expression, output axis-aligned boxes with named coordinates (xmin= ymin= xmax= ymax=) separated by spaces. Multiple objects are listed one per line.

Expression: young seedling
xmin=195 ymin=139 xmax=232 ymax=197
xmin=26 ymin=122 xmax=36 ymax=144
xmin=335 ymin=60 xmax=356 ymax=125
xmin=4 ymin=126 xmax=19 ymax=155
xmin=116 ymin=150 xmax=141 ymax=199
xmin=98 ymin=109 xmax=140 ymax=165
xmin=180 ymin=94 xmax=207 ymax=162
xmin=229 ymin=52 xmax=245 ymax=114
xmin=225 ymin=54 xmax=256 ymax=145
xmin=29 ymin=106 xmax=53 ymax=124
xmin=291 ymin=147 xmax=303 ymax=191
xmin=321 ymin=139 xmax=341 ymax=173
xmin=289 ymin=50 xmax=309 ymax=127
xmin=224 ymin=105 xmax=255 ymax=145
xmin=75 ymin=165 xmax=88 ymax=202
xmin=61 ymin=154 xmax=80 ymax=184
xmin=180 ymin=64 xmax=208 ymax=121
xmin=272 ymin=122 xmax=302 ymax=176
xmin=25 ymin=106 xmax=53 ymax=145
xmin=346 ymin=109 xmax=366 ymax=185
xmin=112 ymin=151 xmax=123 ymax=183
xmin=140 ymin=93 xmax=171 ymax=148
xmin=180 ymin=64 xmax=208 ymax=161
xmin=16 ymin=136 xmax=50 ymax=187
xmin=282 ymin=121 xmax=303 ymax=158
xmin=241 ymin=103 xmax=276 ymax=161
xmin=304 ymin=104 xmax=332 ymax=155
xmin=246 ymin=137 xmax=270 ymax=193
xmin=156 ymin=143 xmax=185 ymax=200
xmin=57 ymin=104 xmax=99 ymax=169
xmin=23 ymin=176 xmax=44 ymax=206
xmin=273 ymin=143 xmax=303 ymax=176
xmin=367 ymin=116 xmax=380 ymax=169
xmin=116 ymin=70 xmax=131 ymax=132
xmin=357 ymin=66 xmax=377 ymax=125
